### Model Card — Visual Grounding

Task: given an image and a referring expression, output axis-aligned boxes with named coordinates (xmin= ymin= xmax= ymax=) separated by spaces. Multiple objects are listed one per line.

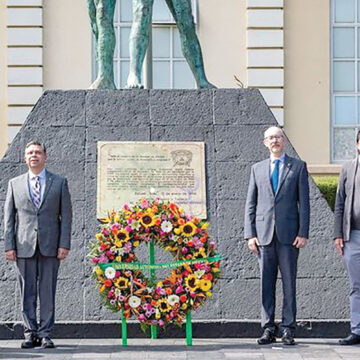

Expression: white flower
xmin=118 ymin=248 xmax=125 ymax=256
xmin=161 ymin=221 xmax=173 ymax=233
xmin=167 ymin=295 xmax=180 ymax=306
xmin=194 ymin=270 xmax=205 ymax=279
xmin=131 ymin=221 xmax=141 ymax=231
xmin=150 ymin=187 xmax=156 ymax=194
xmin=105 ymin=267 xmax=116 ymax=279
xmin=115 ymin=288 xmax=122 ymax=297
xmin=129 ymin=295 xmax=141 ymax=308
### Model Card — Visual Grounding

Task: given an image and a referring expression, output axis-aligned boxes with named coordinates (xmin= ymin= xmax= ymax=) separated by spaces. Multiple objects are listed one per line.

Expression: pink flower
xmin=125 ymin=226 xmax=132 ymax=233
xmin=160 ymin=231 xmax=165 ymax=236
xmin=182 ymin=247 xmax=188 ymax=254
xmin=99 ymin=254 xmax=108 ymax=264
xmin=190 ymin=292 xmax=196 ymax=298
xmin=169 ymin=213 xmax=174 ymax=219
xmin=106 ymin=250 xmax=113 ymax=257
xmin=115 ymin=270 xmax=121 ymax=277
xmin=158 ymin=319 xmax=165 ymax=327
xmin=194 ymin=263 xmax=202 ymax=270
xmin=124 ymin=204 xmax=130 ymax=211
xmin=176 ymin=285 xmax=184 ymax=294
xmin=155 ymin=287 xmax=166 ymax=296
xmin=102 ymin=229 xmax=109 ymax=236
xmin=138 ymin=314 xmax=146 ymax=322
xmin=127 ymin=218 xmax=133 ymax=224
xmin=145 ymin=228 xmax=150 ymax=233
xmin=92 ymin=257 xmax=99 ymax=264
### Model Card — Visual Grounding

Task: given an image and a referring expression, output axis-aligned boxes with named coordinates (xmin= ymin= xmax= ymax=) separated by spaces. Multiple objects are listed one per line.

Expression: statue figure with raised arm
xmin=87 ymin=0 xmax=215 ymax=89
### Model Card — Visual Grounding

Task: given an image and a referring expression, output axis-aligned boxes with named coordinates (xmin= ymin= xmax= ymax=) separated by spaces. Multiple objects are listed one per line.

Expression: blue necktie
xmin=271 ymin=159 xmax=280 ymax=193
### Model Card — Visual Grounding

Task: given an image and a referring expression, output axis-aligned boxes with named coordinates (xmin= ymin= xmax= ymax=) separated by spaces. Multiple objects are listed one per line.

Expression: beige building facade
xmin=0 ymin=0 xmax=347 ymax=174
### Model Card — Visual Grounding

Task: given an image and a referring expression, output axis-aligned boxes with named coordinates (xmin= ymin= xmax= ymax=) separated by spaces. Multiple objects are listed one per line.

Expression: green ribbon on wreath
xmin=98 ymin=255 xmax=222 ymax=271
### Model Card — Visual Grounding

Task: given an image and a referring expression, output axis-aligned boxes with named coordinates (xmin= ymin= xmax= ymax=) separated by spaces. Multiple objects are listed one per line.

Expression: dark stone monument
xmin=0 ymin=89 xmax=347 ymax=338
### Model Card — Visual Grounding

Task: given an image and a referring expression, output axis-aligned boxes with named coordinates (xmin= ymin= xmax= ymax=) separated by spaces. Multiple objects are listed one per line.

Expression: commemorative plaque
xmin=97 ymin=141 xmax=207 ymax=218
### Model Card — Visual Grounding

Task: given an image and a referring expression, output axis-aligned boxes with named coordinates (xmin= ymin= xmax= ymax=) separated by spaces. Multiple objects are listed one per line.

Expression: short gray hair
xmin=25 ymin=141 xmax=46 ymax=154
xmin=264 ymin=126 xmax=284 ymax=139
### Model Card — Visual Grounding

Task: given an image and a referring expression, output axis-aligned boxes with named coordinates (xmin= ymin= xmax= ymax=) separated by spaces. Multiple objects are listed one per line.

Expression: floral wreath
xmin=89 ymin=198 xmax=221 ymax=329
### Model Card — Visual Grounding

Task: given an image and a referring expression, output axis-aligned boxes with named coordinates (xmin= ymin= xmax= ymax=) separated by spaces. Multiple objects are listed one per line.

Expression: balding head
xmin=263 ymin=126 xmax=285 ymax=157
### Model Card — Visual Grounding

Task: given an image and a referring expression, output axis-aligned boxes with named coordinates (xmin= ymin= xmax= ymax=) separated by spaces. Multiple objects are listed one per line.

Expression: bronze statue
xmin=87 ymin=0 xmax=215 ymax=89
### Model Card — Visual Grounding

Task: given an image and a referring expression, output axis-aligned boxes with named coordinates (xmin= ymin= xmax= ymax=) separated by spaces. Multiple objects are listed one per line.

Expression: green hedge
xmin=312 ymin=176 xmax=338 ymax=211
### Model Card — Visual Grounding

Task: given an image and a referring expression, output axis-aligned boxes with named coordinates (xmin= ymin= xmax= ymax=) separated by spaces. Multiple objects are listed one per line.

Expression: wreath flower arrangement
xmin=89 ymin=198 xmax=221 ymax=329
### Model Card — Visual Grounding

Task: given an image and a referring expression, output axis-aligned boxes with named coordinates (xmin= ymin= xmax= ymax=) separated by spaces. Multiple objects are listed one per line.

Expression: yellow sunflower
xmin=140 ymin=213 xmax=155 ymax=228
xmin=185 ymin=274 xmax=199 ymax=291
xmin=117 ymin=229 xmax=130 ymax=242
xmin=157 ymin=298 xmax=171 ymax=313
xmin=114 ymin=277 xmax=129 ymax=289
xmin=200 ymin=279 xmax=212 ymax=292
xmin=181 ymin=222 xmax=197 ymax=237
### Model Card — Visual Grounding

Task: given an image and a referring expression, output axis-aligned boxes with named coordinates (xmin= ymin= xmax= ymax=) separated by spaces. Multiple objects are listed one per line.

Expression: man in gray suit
xmin=334 ymin=130 xmax=360 ymax=345
xmin=244 ymin=126 xmax=310 ymax=345
xmin=4 ymin=141 xmax=72 ymax=349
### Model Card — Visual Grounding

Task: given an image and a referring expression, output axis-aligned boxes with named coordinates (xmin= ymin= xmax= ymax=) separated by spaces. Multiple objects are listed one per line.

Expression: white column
xmin=6 ymin=0 xmax=43 ymax=143
xmin=247 ymin=0 xmax=284 ymax=125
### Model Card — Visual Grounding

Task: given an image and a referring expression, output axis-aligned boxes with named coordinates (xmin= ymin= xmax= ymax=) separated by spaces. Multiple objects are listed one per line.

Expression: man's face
xmin=24 ymin=145 xmax=47 ymax=172
xmin=263 ymin=128 xmax=285 ymax=156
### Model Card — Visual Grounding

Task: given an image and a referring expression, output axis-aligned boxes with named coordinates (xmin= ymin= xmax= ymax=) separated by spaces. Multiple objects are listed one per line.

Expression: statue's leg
xmin=90 ymin=0 xmax=117 ymax=89
xmin=166 ymin=0 xmax=215 ymax=88
xmin=127 ymin=0 xmax=154 ymax=88
xmin=87 ymin=0 xmax=99 ymax=46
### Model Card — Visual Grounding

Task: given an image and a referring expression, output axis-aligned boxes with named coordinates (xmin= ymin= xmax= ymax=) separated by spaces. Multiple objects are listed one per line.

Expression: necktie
xmin=271 ymin=159 xmax=280 ymax=193
xmin=32 ymin=176 xmax=41 ymax=208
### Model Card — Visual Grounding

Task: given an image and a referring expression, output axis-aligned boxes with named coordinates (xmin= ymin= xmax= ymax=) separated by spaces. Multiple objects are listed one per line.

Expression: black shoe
xmin=33 ymin=335 xmax=42 ymax=347
xmin=21 ymin=337 xmax=35 ymax=349
xmin=339 ymin=333 xmax=360 ymax=345
xmin=282 ymin=329 xmax=295 ymax=345
xmin=41 ymin=337 xmax=55 ymax=349
xmin=21 ymin=334 xmax=41 ymax=349
xmin=257 ymin=329 xmax=276 ymax=345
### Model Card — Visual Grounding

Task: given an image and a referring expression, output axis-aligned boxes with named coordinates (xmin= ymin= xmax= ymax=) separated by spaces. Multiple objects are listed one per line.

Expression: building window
xmin=101 ymin=0 xmax=196 ymax=89
xmin=331 ymin=0 xmax=360 ymax=161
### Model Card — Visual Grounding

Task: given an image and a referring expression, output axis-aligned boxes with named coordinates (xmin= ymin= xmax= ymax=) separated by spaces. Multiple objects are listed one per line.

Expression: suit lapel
xmin=264 ymin=159 xmax=275 ymax=196
xmin=276 ymin=154 xmax=292 ymax=195
xmin=21 ymin=173 xmax=35 ymax=207
xmin=40 ymin=170 xmax=53 ymax=207
xmin=349 ymin=158 xmax=358 ymax=203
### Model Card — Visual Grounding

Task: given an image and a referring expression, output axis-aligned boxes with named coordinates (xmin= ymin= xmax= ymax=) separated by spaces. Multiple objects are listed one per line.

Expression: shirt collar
xmin=28 ymin=168 xmax=46 ymax=180
xmin=270 ymin=153 xmax=286 ymax=164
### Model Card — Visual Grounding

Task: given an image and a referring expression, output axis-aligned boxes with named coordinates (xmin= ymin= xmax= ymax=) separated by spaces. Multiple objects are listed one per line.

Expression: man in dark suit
xmin=4 ymin=141 xmax=72 ymax=349
xmin=244 ymin=126 xmax=310 ymax=345
xmin=334 ymin=130 xmax=360 ymax=345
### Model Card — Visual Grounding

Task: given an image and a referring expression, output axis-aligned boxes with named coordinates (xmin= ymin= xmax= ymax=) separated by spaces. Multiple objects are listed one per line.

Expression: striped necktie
xmin=32 ymin=176 xmax=41 ymax=208
xmin=271 ymin=159 xmax=280 ymax=193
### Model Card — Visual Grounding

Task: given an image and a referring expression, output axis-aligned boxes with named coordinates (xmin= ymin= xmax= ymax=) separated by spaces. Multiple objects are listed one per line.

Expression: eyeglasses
xmin=265 ymin=135 xmax=283 ymax=141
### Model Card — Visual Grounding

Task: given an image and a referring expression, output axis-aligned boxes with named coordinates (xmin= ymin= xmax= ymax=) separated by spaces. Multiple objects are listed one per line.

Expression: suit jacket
xmin=334 ymin=158 xmax=358 ymax=242
xmin=4 ymin=170 xmax=72 ymax=258
xmin=244 ymin=154 xmax=310 ymax=245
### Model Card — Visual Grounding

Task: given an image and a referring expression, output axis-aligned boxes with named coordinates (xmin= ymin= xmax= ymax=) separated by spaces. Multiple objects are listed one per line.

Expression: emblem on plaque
xmin=171 ymin=150 xmax=193 ymax=167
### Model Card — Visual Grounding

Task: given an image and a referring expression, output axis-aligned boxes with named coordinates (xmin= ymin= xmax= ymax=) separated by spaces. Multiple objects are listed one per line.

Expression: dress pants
xmin=258 ymin=232 xmax=299 ymax=334
xmin=344 ymin=229 xmax=360 ymax=336
xmin=16 ymin=248 xmax=60 ymax=339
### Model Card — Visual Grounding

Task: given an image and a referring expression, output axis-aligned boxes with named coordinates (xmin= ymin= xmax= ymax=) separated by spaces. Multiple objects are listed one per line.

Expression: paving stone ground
xmin=1 ymin=338 xmax=360 ymax=360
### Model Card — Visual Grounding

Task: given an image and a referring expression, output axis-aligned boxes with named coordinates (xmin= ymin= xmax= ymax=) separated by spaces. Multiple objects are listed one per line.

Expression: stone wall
xmin=0 ymin=89 xmax=346 ymax=337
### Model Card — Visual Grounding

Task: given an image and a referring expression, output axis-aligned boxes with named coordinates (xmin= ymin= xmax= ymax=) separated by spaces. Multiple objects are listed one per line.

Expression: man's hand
xmin=248 ymin=237 xmax=260 ymax=255
xmin=293 ymin=236 xmax=307 ymax=248
xmin=335 ymin=237 xmax=344 ymax=256
xmin=5 ymin=250 xmax=17 ymax=262
xmin=57 ymin=247 xmax=69 ymax=261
